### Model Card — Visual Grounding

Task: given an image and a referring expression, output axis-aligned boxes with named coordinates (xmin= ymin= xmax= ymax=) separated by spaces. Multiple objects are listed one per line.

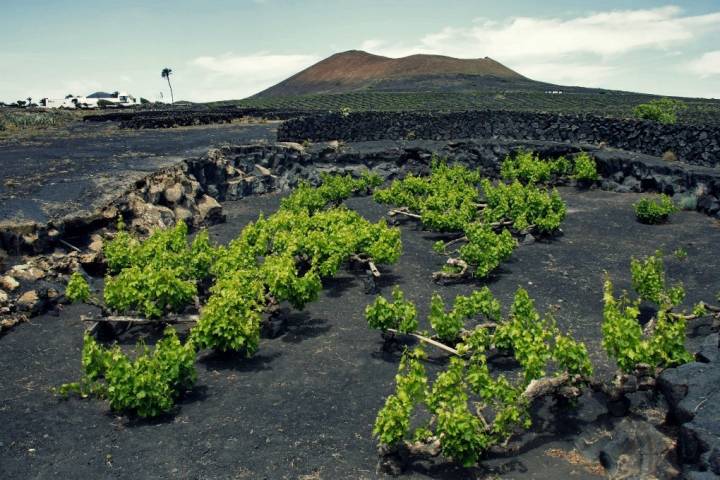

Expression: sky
xmin=1 ymin=0 xmax=720 ymax=103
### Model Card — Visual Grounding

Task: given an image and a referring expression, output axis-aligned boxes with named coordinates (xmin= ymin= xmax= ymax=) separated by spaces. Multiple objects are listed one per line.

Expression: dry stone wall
xmin=278 ymin=111 xmax=720 ymax=168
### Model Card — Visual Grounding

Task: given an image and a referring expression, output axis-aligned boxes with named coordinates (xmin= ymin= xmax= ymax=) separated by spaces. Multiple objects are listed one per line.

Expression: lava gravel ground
xmin=1 ymin=187 xmax=719 ymax=479
xmin=0 ymin=122 xmax=276 ymax=224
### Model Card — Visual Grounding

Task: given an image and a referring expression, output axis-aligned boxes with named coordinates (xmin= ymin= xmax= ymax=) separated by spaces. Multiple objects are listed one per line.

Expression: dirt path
xmin=1 ymin=187 xmax=718 ymax=479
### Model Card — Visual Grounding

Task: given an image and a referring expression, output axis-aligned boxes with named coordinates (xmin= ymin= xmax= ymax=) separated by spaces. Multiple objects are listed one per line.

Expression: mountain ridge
xmin=253 ymin=50 xmax=542 ymax=98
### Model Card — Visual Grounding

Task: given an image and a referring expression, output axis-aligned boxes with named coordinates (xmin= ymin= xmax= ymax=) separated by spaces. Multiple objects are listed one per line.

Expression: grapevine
xmin=373 ymin=155 xmax=568 ymax=280
xmin=634 ymin=194 xmax=678 ymax=224
xmin=500 ymin=150 xmax=599 ymax=185
xmin=58 ymin=328 xmax=197 ymax=418
xmin=601 ymin=251 xmax=718 ymax=373
xmin=370 ymin=287 xmax=592 ymax=468
xmin=62 ymin=172 xmax=401 ymax=415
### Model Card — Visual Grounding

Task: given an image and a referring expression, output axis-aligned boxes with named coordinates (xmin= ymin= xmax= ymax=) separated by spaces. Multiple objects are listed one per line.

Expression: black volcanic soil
xmin=1 ymin=188 xmax=719 ymax=479
xmin=0 ymin=122 xmax=276 ymax=224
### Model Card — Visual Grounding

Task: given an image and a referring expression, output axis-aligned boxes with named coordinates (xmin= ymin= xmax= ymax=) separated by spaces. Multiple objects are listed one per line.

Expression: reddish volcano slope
xmin=253 ymin=50 xmax=538 ymax=97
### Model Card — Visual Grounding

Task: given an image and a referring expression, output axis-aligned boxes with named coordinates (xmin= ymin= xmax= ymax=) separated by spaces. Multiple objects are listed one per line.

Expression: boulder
xmin=255 ymin=164 xmax=272 ymax=177
xmin=696 ymin=334 xmax=720 ymax=364
xmin=0 ymin=275 xmax=20 ymax=291
xmin=576 ymin=417 xmax=679 ymax=479
xmin=164 ymin=183 xmax=185 ymax=204
xmin=10 ymin=264 xmax=45 ymax=282
xmin=0 ymin=289 xmax=8 ymax=305
xmin=659 ymin=358 xmax=720 ymax=472
xmin=197 ymin=195 xmax=223 ymax=223
xmin=147 ymin=182 xmax=166 ymax=204
xmin=16 ymin=290 xmax=40 ymax=312
xmin=88 ymin=234 xmax=104 ymax=253
xmin=658 ymin=361 xmax=720 ymax=424
xmin=173 ymin=206 xmax=193 ymax=225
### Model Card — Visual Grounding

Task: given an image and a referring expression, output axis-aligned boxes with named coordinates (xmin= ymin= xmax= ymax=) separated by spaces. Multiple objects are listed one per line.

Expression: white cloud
xmin=357 ymin=6 xmax=720 ymax=88
xmin=191 ymin=52 xmax=318 ymax=77
xmin=687 ymin=50 xmax=720 ymax=78
xmin=188 ymin=52 xmax=320 ymax=100
xmin=518 ymin=62 xmax=616 ymax=87
xmin=58 ymin=79 xmax=103 ymax=97
xmin=363 ymin=6 xmax=720 ymax=61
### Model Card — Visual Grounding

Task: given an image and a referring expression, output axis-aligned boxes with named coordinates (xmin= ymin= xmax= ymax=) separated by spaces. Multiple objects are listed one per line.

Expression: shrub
xmin=500 ymin=151 xmax=570 ymax=185
xmin=372 ymin=288 xmax=592 ymax=467
xmin=66 ymin=272 xmax=91 ymax=303
xmin=630 ymin=250 xmax=684 ymax=308
xmin=572 ymin=152 xmax=600 ymax=182
xmin=633 ymin=98 xmax=686 ymax=124
xmin=190 ymin=270 xmax=265 ymax=354
xmin=365 ymin=286 xmax=418 ymax=333
xmin=456 ymin=224 xmax=516 ymax=278
xmin=634 ymin=194 xmax=678 ymax=224
xmin=374 ymin=158 xmax=482 ymax=232
xmin=61 ymin=329 xmax=197 ymax=417
xmin=102 ymin=222 xmax=216 ymax=318
xmin=429 ymin=288 xmax=501 ymax=343
xmin=602 ymin=278 xmax=692 ymax=373
xmin=197 ymin=176 xmax=402 ymax=352
xmin=662 ymin=151 xmax=677 ymax=162
xmin=481 ymin=179 xmax=566 ymax=234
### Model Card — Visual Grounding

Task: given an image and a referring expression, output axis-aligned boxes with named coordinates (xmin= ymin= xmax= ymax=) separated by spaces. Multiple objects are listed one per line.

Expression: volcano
xmin=253 ymin=50 xmax=547 ymax=97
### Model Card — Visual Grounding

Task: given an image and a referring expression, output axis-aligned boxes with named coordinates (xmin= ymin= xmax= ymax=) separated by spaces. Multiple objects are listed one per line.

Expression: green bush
xmin=365 ymin=286 xmax=418 ymax=333
xmin=572 ymin=152 xmax=600 ymax=182
xmin=500 ymin=151 xmax=571 ymax=185
xmin=372 ymin=288 xmax=592 ymax=466
xmin=61 ymin=329 xmax=197 ymax=417
xmin=456 ymin=224 xmax=516 ymax=278
xmin=633 ymin=98 xmax=686 ymax=124
xmin=102 ymin=222 xmax=216 ymax=318
xmin=481 ymin=179 xmax=567 ymax=234
xmin=602 ymin=278 xmax=692 ymax=373
xmin=190 ymin=270 xmax=265 ymax=354
xmin=634 ymin=194 xmax=678 ymax=224
xmin=630 ymin=250 xmax=685 ymax=308
xmin=66 ymin=272 xmax=91 ymax=303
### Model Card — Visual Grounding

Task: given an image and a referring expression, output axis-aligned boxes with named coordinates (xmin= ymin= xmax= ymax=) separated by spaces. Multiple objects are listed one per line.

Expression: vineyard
xmin=216 ymin=91 xmax=720 ymax=126
xmin=3 ymin=152 xmax=720 ymax=478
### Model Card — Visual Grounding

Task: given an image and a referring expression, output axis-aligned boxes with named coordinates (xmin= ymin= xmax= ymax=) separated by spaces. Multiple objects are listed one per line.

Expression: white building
xmin=39 ymin=91 xmax=140 ymax=109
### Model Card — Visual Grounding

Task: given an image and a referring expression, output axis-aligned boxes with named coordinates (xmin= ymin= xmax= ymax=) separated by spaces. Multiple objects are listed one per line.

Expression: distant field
xmin=212 ymin=91 xmax=720 ymax=126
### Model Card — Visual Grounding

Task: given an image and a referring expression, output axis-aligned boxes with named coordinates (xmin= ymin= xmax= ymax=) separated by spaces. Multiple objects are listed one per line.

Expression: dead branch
xmin=489 ymin=220 xmax=515 ymax=229
xmin=404 ymin=437 xmax=442 ymax=458
xmin=442 ymin=236 xmax=469 ymax=251
xmin=388 ymin=207 xmax=422 ymax=220
xmin=520 ymin=373 xmax=584 ymax=402
xmin=59 ymin=239 xmax=82 ymax=253
xmin=432 ymin=258 xmax=469 ymax=281
xmin=81 ymin=314 xmax=199 ymax=324
xmin=386 ymin=328 xmax=460 ymax=356
xmin=350 ymin=254 xmax=381 ymax=277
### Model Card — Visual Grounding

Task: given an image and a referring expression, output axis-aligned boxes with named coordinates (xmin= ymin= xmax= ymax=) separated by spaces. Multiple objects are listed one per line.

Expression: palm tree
xmin=161 ymin=68 xmax=174 ymax=104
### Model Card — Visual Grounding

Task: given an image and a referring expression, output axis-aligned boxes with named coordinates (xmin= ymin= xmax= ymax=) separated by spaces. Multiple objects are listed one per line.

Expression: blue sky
xmin=1 ymin=1 xmax=720 ymax=102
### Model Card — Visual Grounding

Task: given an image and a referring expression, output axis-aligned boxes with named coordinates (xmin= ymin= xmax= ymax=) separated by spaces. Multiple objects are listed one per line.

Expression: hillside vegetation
xmin=214 ymin=91 xmax=720 ymax=126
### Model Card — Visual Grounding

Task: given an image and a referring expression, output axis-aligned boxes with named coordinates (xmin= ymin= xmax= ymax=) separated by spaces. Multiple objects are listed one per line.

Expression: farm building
xmin=39 ymin=91 xmax=140 ymax=109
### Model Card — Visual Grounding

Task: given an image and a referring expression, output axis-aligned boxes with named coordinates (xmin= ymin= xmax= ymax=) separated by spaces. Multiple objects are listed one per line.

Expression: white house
xmin=39 ymin=91 xmax=140 ymax=109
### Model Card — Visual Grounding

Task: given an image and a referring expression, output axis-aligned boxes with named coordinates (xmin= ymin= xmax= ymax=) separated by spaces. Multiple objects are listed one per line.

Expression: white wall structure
xmin=39 ymin=91 xmax=140 ymax=109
